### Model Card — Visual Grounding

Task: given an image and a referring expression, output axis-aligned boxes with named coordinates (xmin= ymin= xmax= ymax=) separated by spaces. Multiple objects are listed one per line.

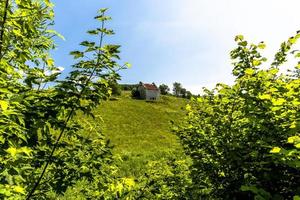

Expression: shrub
xmin=131 ymin=87 xmax=140 ymax=99
xmin=159 ymin=84 xmax=170 ymax=95
xmin=106 ymin=159 xmax=192 ymax=200
xmin=174 ymin=34 xmax=300 ymax=199
xmin=0 ymin=3 xmax=127 ymax=199
xmin=109 ymin=81 xmax=122 ymax=96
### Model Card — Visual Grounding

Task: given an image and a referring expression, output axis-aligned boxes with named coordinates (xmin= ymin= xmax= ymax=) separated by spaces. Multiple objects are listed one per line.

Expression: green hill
xmin=87 ymin=92 xmax=188 ymax=177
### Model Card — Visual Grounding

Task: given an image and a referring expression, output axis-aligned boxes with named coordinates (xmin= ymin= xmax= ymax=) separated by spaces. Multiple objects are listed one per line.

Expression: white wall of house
xmin=145 ymin=89 xmax=160 ymax=100
xmin=137 ymin=86 xmax=146 ymax=99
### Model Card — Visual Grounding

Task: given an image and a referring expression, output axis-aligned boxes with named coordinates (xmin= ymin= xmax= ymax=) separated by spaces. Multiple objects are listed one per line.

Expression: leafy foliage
xmin=60 ymin=159 xmax=192 ymax=200
xmin=172 ymin=82 xmax=192 ymax=99
xmin=0 ymin=1 xmax=126 ymax=198
xmin=131 ymin=87 xmax=140 ymax=99
xmin=109 ymin=80 xmax=122 ymax=96
xmin=4 ymin=1 xmax=300 ymax=199
xmin=175 ymin=33 xmax=300 ymax=199
xmin=126 ymin=159 xmax=192 ymax=200
xmin=159 ymin=84 xmax=170 ymax=95
xmin=173 ymin=82 xmax=183 ymax=97
xmin=119 ymin=84 xmax=138 ymax=91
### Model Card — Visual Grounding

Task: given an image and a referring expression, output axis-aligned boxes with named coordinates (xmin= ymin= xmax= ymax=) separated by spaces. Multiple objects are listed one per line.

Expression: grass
xmin=83 ymin=91 xmax=188 ymax=177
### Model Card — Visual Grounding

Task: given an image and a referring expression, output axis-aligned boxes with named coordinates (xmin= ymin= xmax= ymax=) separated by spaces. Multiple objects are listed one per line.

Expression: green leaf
xmin=99 ymin=8 xmax=108 ymax=13
xmin=19 ymin=147 xmax=32 ymax=156
xmin=252 ymin=59 xmax=261 ymax=66
xmin=13 ymin=186 xmax=25 ymax=194
xmin=258 ymin=42 xmax=266 ymax=49
xmin=70 ymin=51 xmax=84 ymax=59
xmin=44 ymin=0 xmax=54 ymax=8
xmin=15 ymin=0 xmax=22 ymax=5
xmin=12 ymin=29 xmax=22 ymax=37
xmin=46 ymin=29 xmax=65 ymax=40
xmin=87 ymin=30 xmax=98 ymax=35
xmin=46 ymin=58 xmax=55 ymax=67
xmin=270 ymin=147 xmax=281 ymax=153
xmin=186 ymin=104 xmax=192 ymax=111
xmin=272 ymin=98 xmax=286 ymax=106
xmin=245 ymin=68 xmax=255 ymax=75
xmin=288 ymin=136 xmax=300 ymax=144
xmin=6 ymin=147 xmax=18 ymax=157
xmin=288 ymin=37 xmax=297 ymax=44
xmin=0 ymin=136 xmax=5 ymax=144
xmin=269 ymin=68 xmax=279 ymax=75
xmin=125 ymin=62 xmax=132 ymax=68
xmin=295 ymin=52 xmax=300 ymax=58
xmin=241 ymin=185 xmax=258 ymax=193
xmin=94 ymin=15 xmax=112 ymax=21
xmin=259 ymin=94 xmax=271 ymax=100
xmin=0 ymin=188 xmax=11 ymax=196
xmin=239 ymin=41 xmax=248 ymax=46
xmin=0 ymin=100 xmax=9 ymax=111
xmin=294 ymin=196 xmax=300 ymax=200
xmin=80 ymin=41 xmax=95 ymax=47
xmin=235 ymin=35 xmax=244 ymax=41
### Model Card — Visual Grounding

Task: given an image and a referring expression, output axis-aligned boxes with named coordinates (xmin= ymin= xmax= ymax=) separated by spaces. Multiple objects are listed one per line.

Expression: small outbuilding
xmin=137 ymin=82 xmax=160 ymax=100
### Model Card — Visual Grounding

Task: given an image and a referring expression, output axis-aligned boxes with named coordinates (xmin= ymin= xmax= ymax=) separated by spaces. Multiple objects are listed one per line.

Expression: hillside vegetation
xmin=86 ymin=92 xmax=189 ymax=177
xmin=3 ymin=1 xmax=300 ymax=198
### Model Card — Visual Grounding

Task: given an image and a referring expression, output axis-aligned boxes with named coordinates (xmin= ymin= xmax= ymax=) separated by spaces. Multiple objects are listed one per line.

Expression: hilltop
xmin=88 ymin=92 xmax=189 ymax=177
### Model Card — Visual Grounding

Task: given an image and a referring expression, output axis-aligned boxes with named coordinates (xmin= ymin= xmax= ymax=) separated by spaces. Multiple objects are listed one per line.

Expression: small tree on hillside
xmin=109 ymin=80 xmax=121 ymax=96
xmin=173 ymin=82 xmax=182 ymax=97
xmin=180 ymin=88 xmax=187 ymax=98
xmin=185 ymin=91 xmax=192 ymax=99
xmin=159 ymin=84 xmax=170 ymax=95
xmin=131 ymin=87 xmax=140 ymax=98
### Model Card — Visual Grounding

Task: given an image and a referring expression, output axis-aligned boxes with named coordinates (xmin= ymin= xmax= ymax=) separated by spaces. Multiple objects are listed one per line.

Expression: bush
xmin=120 ymin=84 xmax=138 ymax=91
xmin=131 ymin=87 xmax=140 ymax=98
xmin=105 ymin=159 xmax=192 ymax=199
xmin=174 ymin=34 xmax=300 ymax=199
xmin=185 ymin=91 xmax=192 ymax=99
xmin=109 ymin=81 xmax=122 ymax=96
xmin=0 ymin=5 xmax=126 ymax=199
xmin=159 ymin=84 xmax=170 ymax=95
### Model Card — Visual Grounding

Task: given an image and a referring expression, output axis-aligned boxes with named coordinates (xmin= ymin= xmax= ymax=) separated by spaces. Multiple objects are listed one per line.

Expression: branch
xmin=26 ymin=11 xmax=107 ymax=200
xmin=0 ymin=0 xmax=9 ymax=59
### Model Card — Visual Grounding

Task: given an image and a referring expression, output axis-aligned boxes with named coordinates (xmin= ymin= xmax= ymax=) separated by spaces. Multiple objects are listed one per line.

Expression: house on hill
xmin=137 ymin=82 xmax=160 ymax=100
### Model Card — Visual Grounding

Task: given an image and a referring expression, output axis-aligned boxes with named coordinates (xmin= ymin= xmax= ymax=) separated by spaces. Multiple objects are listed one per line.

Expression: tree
xmin=174 ymin=33 xmax=300 ymax=199
xmin=109 ymin=80 xmax=122 ymax=96
xmin=0 ymin=3 xmax=128 ymax=199
xmin=0 ymin=0 xmax=60 ymax=198
xmin=180 ymin=88 xmax=187 ymax=98
xmin=131 ymin=87 xmax=140 ymax=98
xmin=173 ymin=82 xmax=182 ymax=97
xmin=159 ymin=84 xmax=170 ymax=95
xmin=120 ymin=84 xmax=138 ymax=91
xmin=185 ymin=91 xmax=192 ymax=99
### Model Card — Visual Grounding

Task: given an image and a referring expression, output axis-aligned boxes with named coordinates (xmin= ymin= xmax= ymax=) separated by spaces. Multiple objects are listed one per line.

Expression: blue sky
xmin=51 ymin=0 xmax=300 ymax=94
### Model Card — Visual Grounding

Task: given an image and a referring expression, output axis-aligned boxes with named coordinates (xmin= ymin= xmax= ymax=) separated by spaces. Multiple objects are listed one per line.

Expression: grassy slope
xmin=91 ymin=92 xmax=188 ymax=177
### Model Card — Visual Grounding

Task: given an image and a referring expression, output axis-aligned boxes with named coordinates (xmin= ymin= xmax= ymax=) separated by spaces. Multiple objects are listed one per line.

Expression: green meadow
xmin=85 ymin=92 xmax=189 ymax=177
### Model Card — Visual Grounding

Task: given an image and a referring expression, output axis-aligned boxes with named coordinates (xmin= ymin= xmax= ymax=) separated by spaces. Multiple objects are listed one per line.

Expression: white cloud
xmin=134 ymin=0 xmax=300 ymax=94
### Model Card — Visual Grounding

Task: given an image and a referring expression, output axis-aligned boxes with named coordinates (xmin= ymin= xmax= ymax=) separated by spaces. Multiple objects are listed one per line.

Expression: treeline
xmin=160 ymin=82 xmax=193 ymax=99
xmin=117 ymin=82 xmax=194 ymax=99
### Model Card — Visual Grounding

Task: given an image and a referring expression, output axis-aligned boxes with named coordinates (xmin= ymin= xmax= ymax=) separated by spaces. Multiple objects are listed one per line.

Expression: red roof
xmin=143 ymin=83 xmax=159 ymax=91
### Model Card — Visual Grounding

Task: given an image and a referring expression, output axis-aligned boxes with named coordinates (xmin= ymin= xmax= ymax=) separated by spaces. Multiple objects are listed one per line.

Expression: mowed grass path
xmin=93 ymin=92 xmax=188 ymax=177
